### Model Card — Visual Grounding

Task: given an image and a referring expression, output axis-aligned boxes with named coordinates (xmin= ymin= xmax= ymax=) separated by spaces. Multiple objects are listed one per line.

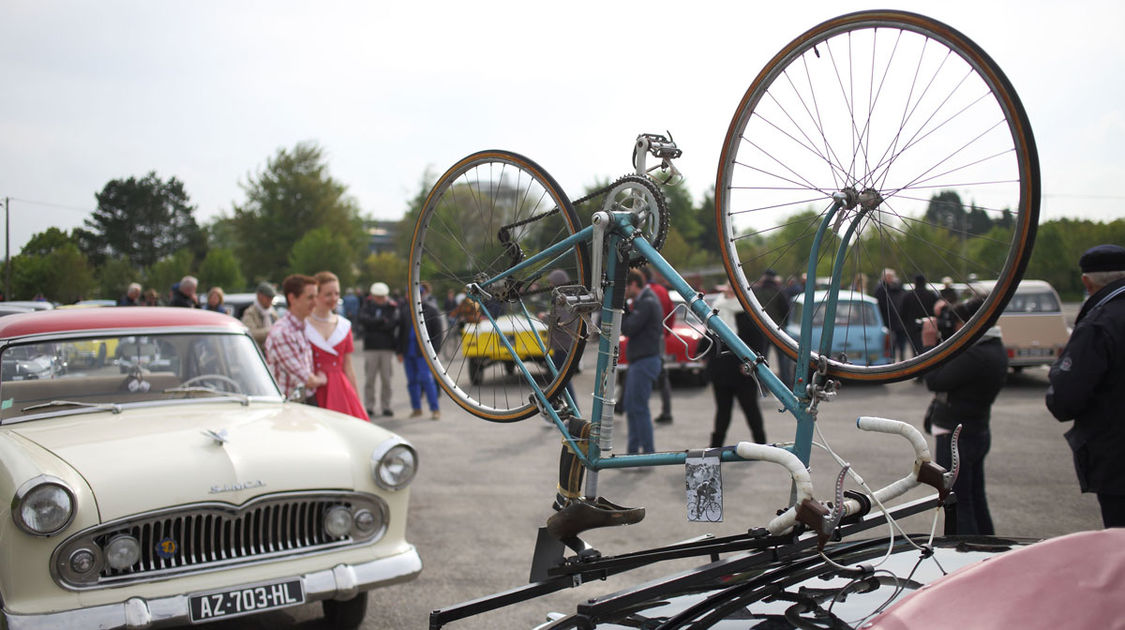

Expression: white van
xmin=973 ymin=279 xmax=1071 ymax=371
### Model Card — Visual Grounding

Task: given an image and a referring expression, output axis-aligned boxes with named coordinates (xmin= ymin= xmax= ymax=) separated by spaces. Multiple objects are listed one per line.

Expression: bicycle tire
xmin=408 ymin=150 xmax=589 ymax=421
xmin=715 ymin=10 xmax=1039 ymax=383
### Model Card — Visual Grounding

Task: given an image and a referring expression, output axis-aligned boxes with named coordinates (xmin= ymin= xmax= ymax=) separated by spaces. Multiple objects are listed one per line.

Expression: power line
xmin=5 ymin=197 xmax=95 ymax=214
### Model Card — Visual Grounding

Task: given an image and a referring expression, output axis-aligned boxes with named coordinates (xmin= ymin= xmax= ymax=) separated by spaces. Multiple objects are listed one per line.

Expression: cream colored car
xmin=0 ymin=307 xmax=420 ymax=629
xmin=973 ymin=279 xmax=1071 ymax=370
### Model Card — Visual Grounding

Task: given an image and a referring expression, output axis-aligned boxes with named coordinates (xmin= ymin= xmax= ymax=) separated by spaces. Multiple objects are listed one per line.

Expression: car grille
xmin=52 ymin=491 xmax=387 ymax=589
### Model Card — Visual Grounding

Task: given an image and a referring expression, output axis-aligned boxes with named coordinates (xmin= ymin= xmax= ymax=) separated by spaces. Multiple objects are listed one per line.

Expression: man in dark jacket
xmin=169 ymin=276 xmax=199 ymax=308
xmin=358 ymin=282 xmax=400 ymax=418
xmin=874 ymin=268 xmax=906 ymax=360
xmin=900 ymin=274 xmax=938 ymax=354
xmin=753 ymin=269 xmax=792 ymax=384
xmin=923 ymin=296 xmax=1008 ymax=535
xmin=1047 ymin=244 xmax=1125 ymax=527
xmin=621 ymin=269 xmax=663 ymax=455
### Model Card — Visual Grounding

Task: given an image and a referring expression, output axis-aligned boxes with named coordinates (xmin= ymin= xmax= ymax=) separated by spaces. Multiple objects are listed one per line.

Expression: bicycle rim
xmin=408 ymin=150 xmax=589 ymax=421
xmin=716 ymin=10 xmax=1039 ymax=383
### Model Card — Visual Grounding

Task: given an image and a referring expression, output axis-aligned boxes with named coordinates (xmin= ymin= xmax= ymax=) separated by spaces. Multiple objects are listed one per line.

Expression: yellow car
xmin=461 ymin=314 xmax=549 ymax=385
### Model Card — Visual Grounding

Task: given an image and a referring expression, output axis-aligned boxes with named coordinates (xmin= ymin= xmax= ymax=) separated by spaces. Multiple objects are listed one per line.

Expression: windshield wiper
xmin=163 ymin=386 xmax=249 ymax=406
xmin=22 ymin=400 xmax=122 ymax=414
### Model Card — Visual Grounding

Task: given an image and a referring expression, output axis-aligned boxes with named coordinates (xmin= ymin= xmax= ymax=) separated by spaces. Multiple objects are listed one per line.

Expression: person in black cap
xmin=1046 ymin=244 xmax=1125 ymax=527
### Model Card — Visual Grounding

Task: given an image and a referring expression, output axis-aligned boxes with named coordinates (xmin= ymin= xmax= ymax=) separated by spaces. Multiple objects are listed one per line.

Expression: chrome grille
xmin=53 ymin=491 xmax=387 ymax=589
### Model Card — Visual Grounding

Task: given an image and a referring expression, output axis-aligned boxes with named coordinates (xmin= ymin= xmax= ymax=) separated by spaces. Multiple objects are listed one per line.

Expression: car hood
xmin=9 ymin=402 xmax=380 ymax=521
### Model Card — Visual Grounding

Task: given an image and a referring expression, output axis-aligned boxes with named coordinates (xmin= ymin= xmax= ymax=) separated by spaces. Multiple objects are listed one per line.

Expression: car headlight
xmin=12 ymin=475 xmax=76 ymax=536
xmin=323 ymin=506 xmax=354 ymax=538
xmin=371 ymin=440 xmax=418 ymax=491
xmin=105 ymin=534 xmax=141 ymax=570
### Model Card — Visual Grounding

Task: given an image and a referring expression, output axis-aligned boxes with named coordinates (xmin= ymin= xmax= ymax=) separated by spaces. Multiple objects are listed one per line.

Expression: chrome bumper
xmin=2 ymin=546 xmax=421 ymax=630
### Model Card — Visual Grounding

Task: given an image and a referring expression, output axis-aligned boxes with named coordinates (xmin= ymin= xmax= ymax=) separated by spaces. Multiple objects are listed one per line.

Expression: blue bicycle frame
xmin=467 ymin=191 xmax=865 ymax=500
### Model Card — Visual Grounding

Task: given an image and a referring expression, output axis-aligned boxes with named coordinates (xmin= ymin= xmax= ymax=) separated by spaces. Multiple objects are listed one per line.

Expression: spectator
xmin=358 ymin=282 xmax=400 ymax=418
xmin=342 ymin=287 xmax=361 ymax=334
xmin=306 ymin=271 xmax=367 ymax=420
xmin=940 ymin=276 xmax=959 ymax=303
xmin=241 ymin=283 xmax=279 ymax=349
xmin=922 ymin=296 xmax=1007 ymax=535
xmin=708 ymin=283 xmax=766 ymax=447
xmin=621 ymin=269 xmax=663 ymax=456
xmin=399 ymin=282 xmax=442 ymax=420
xmin=118 ymin=282 xmax=142 ymax=306
xmin=204 ymin=287 xmax=230 ymax=315
xmin=169 ymin=276 xmax=199 ymax=308
xmin=753 ymin=269 xmax=791 ymax=384
xmin=643 ymin=267 xmax=674 ymax=424
xmin=874 ymin=268 xmax=906 ymax=361
xmin=143 ymin=288 xmax=160 ymax=306
xmin=1046 ymin=244 xmax=1125 ymax=528
xmin=899 ymin=274 xmax=938 ymax=355
xmin=265 ymin=274 xmax=326 ymax=401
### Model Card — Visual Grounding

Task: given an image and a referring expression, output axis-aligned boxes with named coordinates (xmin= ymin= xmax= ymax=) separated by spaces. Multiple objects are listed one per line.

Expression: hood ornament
xmin=202 ymin=428 xmax=229 ymax=446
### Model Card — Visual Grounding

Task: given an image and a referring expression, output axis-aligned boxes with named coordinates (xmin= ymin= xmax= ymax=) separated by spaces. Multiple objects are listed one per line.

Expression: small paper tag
xmin=686 ymin=449 xmax=723 ymax=522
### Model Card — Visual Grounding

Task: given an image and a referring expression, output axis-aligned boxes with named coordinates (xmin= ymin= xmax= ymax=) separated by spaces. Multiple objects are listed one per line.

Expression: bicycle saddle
xmin=547 ymin=497 xmax=645 ymax=540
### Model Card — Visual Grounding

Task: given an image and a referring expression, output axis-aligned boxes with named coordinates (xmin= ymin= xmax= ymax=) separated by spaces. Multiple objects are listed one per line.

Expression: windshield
xmin=791 ymin=301 xmax=880 ymax=327
xmin=0 ymin=332 xmax=280 ymax=421
xmin=1005 ymin=290 xmax=1060 ymax=313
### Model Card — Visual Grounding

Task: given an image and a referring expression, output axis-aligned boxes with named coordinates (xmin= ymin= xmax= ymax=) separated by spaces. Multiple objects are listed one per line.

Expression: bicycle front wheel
xmin=716 ymin=10 xmax=1039 ymax=383
xmin=408 ymin=150 xmax=589 ymax=421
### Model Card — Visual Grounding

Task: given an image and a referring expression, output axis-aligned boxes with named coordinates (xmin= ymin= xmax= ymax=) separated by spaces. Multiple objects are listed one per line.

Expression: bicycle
xmin=411 ymin=9 xmax=1038 ymax=626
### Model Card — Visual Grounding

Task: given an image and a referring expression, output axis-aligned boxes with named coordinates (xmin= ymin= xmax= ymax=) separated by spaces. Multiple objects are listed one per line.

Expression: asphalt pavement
xmin=194 ymin=332 xmax=1099 ymax=630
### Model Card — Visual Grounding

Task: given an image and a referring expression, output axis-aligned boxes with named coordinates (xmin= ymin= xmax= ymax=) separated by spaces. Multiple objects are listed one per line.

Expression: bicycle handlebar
xmin=737 ymin=417 xmax=953 ymax=538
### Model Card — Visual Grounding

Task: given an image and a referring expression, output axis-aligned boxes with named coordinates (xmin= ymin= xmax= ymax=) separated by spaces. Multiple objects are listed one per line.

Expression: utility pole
xmin=4 ymin=197 xmax=9 ymax=301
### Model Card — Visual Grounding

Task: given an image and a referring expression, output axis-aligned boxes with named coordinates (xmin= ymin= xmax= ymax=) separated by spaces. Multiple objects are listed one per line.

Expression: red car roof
xmin=0 ymin=307 xmax=246 ymax=339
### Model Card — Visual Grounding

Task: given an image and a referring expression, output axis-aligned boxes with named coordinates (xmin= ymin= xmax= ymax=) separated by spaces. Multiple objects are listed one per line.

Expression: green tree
xmin=359 ymin=251 xmax=409 ymax=295
xmin=77 ymin=172 xmax=205 ymax=269
xmin=198 ymin=248 xmax=246 ymax=292
xmin=287 ymin=227 xmax=357 ymax=287
xmin=231 ymin=142 xmax=367 ymax=282
xmin=97 ymin=256 xmax=138 ymax=302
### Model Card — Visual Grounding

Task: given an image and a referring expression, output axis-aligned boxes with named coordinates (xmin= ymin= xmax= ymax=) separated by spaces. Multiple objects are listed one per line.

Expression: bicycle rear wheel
xmin=716 ymin=10 xmax=1039 ymax=383
xmin=408 ymin=150 xmax=589 ymax=421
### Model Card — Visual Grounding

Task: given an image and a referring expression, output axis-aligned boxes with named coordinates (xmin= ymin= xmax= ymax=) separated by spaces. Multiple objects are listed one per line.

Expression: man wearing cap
xmin=242 ymin=282 xmax=279 ymax=349
xmin=1046 ymin=244 xmax=1125 ymax=527
xmin=358 ymin=282 xmax=400 ymax=418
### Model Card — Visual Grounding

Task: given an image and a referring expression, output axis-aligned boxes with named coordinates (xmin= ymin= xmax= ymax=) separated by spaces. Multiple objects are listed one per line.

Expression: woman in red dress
xmin=305 ymin=271 xmax=368 ymax=420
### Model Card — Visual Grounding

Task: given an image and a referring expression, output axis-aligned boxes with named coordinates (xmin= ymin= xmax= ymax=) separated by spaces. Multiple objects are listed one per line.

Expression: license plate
xmin=189 ymin=579 xmax=304 ymax=623
xmin=1016 ymin=347 xmax=1051 ymax=357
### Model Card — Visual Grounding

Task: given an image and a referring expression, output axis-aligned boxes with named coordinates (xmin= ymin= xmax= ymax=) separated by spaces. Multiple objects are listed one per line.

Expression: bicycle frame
xmin=466 ymin=192 xmax=866 ymax=500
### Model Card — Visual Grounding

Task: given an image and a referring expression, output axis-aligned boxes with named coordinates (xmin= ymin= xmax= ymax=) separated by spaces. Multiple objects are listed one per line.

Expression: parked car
xmin=618 ymin=292 xmax=710 ymax=385
xmin=785 ymin=290 xmax=892 ymax=367
xmin=0 ymin=307 xmax=421 ymax=629
xmin=970 ymin=279 xmax=1070 ymax=371
xmin=533 ymin=528 xmax=1123 ymax=629
xmin=461 ymin=313 xmax=550 ymax=385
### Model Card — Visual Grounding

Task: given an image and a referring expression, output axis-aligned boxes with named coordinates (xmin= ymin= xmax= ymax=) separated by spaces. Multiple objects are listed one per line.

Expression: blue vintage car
xmin=785 ymin=290 xmax=892 ymax=367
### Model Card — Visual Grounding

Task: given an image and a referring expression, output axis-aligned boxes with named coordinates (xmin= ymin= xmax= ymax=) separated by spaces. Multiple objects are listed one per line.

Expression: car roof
xmin=971 ymin=278 xmax=1058 ymax=294
xmin=792 ymin=289 xmax=877 ymax=305
xmin=0 ymin=306 xmax=246 ymax=340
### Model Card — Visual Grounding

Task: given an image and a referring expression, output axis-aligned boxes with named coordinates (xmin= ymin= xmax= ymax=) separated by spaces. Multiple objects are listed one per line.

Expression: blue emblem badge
xmin=155 ymin=537 xmax=178 ymax=559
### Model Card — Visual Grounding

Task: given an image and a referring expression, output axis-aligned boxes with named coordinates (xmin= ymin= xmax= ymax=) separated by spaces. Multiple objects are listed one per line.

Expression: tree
xmin=287 ymin=227 xmax=357 ymax=287
xmin=78 ymin=172 xmax=205 ymax=269
xmin=97 ymin=256 xmax=138 ymax=302
xmin=198 ymin=249 xmax=246 ymax=292
xmin=7 ymin=229 xmax=97 ymax=302
xmin=359 ymin=251 xmax=409 ymax=295
xmin=231 ymin=142 xmax=367 ymax=283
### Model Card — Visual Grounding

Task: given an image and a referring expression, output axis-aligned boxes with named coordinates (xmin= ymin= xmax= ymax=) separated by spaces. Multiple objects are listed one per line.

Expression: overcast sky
xmin=2 ymin=0 xmax=1122 ymax=255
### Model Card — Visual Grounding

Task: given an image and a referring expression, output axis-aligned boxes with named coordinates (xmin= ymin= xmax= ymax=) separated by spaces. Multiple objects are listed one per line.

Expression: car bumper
xmin=1 ymin=545 xmax=422 ymax=630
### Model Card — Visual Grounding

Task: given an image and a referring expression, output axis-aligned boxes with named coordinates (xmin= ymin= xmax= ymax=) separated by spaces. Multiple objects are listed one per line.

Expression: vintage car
xmin=785 ymin=290 xmax=892 ymax=367
xmin=618 ymin=292 xmax=710 ymax=385
xmin=970 ymin=279 xmax=1071 ymax=371
xmin=0 ymin=308 xmax=421 ymax=629
xmin=460 ymin=313 xmax=550 ymax=385
xmin=533 ymin=528 xmax=1124 ymax=629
